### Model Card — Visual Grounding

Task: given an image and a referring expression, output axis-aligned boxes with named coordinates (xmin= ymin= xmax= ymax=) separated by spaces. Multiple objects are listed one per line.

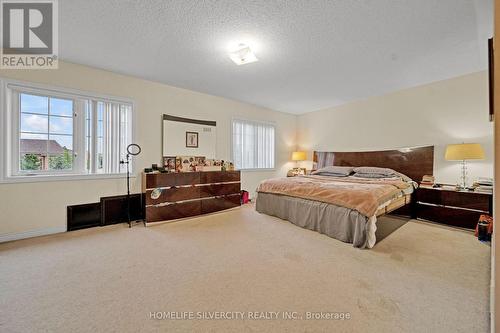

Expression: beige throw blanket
xmin=257 ymin=175 xmax=410 ymax=217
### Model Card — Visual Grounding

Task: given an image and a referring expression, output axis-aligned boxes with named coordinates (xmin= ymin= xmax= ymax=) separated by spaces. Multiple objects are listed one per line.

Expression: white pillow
xmin=353 ymin=167 xmax=413 ymax=182
xmin=312 ymin=166 xmax=354 ymax=176
xmin=353 ymin=167 xmax=396 ymax=176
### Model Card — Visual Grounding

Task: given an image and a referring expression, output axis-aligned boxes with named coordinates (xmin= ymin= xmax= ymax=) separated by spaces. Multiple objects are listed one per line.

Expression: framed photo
xmin=175 ymin=157 xmax=183 ymax=173
xmin=163 ymin=156 xmax=176 ymax=172
xmin=186 ymin=131 xmax=199 ymax=148
xmin=177 ymin=156 xmax=196 ymax=172
xmin=195 ymin=156 xmax=206 ymax=166
xmin=292 ymin=167 xmax=306 ymax=176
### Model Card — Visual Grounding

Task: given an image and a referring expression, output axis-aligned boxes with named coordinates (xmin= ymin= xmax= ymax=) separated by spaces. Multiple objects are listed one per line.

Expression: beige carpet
xmin=0 ymin=205 xmax=491 ymax=333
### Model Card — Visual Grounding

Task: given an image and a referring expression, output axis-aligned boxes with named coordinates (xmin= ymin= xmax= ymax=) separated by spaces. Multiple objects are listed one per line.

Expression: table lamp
xmin=445 ymin=143 xmax=485 ymax=189
xmin=291 ymin=151 xmax=307 ymax=175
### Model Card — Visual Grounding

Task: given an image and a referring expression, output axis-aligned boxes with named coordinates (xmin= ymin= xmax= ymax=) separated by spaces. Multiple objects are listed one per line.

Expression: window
xmin=4 ymin=82 xmax=133 ymax=180
xmin=18 ymin=93 xmax=74 ymax=172
xmin=232 ymin=119 xmax=275 ymax=170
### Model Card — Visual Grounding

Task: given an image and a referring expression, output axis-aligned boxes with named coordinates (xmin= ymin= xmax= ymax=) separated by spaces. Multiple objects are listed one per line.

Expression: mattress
xmin=256 ymin=175 xmax=412 ymax=218
xmin=255 ymin=175 xmax=415 ymax=248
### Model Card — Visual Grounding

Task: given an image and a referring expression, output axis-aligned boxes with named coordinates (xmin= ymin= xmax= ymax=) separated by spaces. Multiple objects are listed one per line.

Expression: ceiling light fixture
xmin=229 ymin=44 xmax=258 ymax=65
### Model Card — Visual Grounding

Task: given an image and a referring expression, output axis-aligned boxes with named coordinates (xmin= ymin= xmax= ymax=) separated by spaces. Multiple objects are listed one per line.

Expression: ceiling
xmin=60 ymin=0 xmax=493 ymax=114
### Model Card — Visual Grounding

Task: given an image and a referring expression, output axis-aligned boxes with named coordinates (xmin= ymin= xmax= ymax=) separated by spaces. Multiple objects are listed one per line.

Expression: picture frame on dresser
xmin=163 ymin=156 xmax=176 ymax=172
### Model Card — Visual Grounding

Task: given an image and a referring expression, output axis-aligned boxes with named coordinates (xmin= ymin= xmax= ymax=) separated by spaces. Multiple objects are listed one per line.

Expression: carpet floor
xmin=0 ymin=205 xmax=491 ymax=332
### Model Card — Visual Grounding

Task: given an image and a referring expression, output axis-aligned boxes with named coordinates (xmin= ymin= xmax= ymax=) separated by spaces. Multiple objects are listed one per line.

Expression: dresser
xmin=415 ymin=186 xmax=492 ymax=229
xmin=142 ymin=171 xmax=241 ymax=223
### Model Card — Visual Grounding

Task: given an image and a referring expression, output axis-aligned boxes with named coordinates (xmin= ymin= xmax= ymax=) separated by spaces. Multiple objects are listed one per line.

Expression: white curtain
xmin=119 ymin=104 xmax=132 ymax=172
xmin=102 ymin=102 xmax=131 ymax=174
xmin=232 ymin=119 xmax=275 ymax=169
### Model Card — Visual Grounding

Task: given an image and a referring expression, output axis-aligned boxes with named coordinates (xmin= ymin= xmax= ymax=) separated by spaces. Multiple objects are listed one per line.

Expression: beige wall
xmin=297 ymin=71 xmax=493 ymax=185
xmin=0 ymin=62 xmax=297 ymax=237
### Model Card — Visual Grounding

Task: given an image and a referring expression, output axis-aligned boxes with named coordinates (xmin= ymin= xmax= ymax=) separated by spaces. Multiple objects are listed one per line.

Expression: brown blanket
xmin=256 ymin=175 xmax=410 ymax=217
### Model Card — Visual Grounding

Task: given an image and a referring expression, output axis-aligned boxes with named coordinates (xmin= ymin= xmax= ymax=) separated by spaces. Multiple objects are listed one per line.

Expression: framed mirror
xmin=162 ymin=114 xmax=217 ymax=158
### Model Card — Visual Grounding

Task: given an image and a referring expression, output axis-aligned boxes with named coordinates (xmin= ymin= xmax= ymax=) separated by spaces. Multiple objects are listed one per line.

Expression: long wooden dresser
xmin=142 ymin=171 xmax=241 ymax=223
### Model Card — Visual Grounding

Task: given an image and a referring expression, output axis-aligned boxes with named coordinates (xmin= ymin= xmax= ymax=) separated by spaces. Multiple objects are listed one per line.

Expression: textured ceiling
xmin=60 ymin=0 xmax=493 ymax=114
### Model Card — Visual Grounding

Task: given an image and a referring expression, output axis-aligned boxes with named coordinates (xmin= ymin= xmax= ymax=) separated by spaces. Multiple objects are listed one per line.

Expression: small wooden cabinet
xmin=143 ymin=171 xmax=241 ymax=223
xmin=415 ymin=187 xmax=492 ymax=229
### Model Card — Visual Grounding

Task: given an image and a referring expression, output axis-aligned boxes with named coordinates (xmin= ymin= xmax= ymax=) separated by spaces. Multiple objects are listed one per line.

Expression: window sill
xmin=0 ymin=173 xmax=136 ymax=184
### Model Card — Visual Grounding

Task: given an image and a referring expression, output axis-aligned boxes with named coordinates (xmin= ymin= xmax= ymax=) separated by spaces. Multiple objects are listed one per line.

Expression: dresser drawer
xmin=440 ymin=191 xmax=490 ymax=212
xmin=145 ymin=186 xmax=200 ymax=205
xmin=415 ymin=187 xmax=443 ymax=205
xmin=199 ymin=183 xmax=241 ymax=198
xmin=145 ymin=172 xmax=202 ymax=188
xmin=416 ymin=204 xmax=481 ymax=229
xmin=201 ymin=194 xmax=241 ymax=214
xmin=175 ymin=172 xmax=201 ymax=186
xmin=145 ymin=173 xmax=177 ymax=188
xmin=200 ymin=171 xmax=240 ymax=184
xmin=146 ymin=201 xmax=201 ymax=222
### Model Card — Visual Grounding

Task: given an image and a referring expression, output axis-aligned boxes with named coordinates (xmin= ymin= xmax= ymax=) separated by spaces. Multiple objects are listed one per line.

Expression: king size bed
xmin=255 ymin=146 xmax=434 ymax=248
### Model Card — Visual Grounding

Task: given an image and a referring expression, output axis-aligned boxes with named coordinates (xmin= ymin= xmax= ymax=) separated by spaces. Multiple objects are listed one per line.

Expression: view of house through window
xmin=20 ymin=93 xmax=74 ymax=171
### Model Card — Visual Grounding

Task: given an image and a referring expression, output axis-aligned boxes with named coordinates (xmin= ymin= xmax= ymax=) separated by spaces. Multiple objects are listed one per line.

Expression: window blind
xmin=100 ymin=102 xmax=131 ymax=174
xmin=232 ymin=119 xmax=275 ymax=170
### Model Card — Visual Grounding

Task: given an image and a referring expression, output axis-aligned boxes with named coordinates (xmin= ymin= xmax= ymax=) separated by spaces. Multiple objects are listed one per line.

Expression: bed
xmin=255 ymin=146 xmax=434 ymax=248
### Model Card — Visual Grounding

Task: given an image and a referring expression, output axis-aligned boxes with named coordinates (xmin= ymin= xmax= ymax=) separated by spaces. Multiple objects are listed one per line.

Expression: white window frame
xmin=231 ymin=117 xmax=276 ymax=171
xmin=10 ymin=87 xmax=86 ymax=176
xmin=0 ymin=78 xmax=136 ymax=184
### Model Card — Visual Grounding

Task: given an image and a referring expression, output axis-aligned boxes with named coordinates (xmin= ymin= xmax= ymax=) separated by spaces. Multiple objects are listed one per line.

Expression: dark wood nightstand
xmin=415 ymin=186 xmax=492 ymax=229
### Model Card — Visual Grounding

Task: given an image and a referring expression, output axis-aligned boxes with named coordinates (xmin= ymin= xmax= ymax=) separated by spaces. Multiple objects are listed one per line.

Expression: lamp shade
xmin=291 ymin=151 xmax=307 ymax=161
xmin=445 ymin=143 xmax=485 ymax=161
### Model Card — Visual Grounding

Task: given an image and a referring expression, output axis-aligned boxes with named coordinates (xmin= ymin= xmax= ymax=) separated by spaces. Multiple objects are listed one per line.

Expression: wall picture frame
xmin=186 ymin=131 xmax=199 ymax=148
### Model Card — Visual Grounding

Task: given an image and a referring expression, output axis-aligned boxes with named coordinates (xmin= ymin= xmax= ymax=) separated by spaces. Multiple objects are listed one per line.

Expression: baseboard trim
xmin=0 ymin=226 xmax=66 ymax=243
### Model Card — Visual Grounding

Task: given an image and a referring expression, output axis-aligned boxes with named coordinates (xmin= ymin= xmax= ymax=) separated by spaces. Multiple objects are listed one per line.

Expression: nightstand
xmin=415 ymin=187 xmax=492 ymax=229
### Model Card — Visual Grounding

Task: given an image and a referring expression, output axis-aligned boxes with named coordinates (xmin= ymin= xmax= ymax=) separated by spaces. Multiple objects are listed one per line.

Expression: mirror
xmin=162 ymin=115 xmax=217 ymax=158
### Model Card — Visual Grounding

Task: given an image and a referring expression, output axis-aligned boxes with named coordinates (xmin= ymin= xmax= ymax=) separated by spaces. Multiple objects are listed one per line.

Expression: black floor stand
xmin=120 ymin=153 xmax=146 ymax=228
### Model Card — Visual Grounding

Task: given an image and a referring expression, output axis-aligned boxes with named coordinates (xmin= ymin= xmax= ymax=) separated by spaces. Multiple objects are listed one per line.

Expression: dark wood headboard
xmin=313 ymin=146 xmax=434 ymax=181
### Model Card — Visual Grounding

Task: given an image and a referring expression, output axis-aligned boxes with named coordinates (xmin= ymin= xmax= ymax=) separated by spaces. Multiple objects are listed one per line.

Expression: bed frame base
xmin=376 ymin=194 xmax=411 ymax=217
